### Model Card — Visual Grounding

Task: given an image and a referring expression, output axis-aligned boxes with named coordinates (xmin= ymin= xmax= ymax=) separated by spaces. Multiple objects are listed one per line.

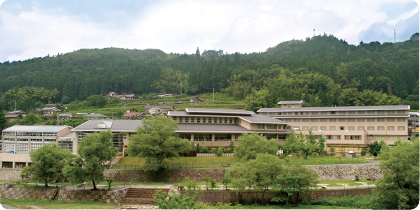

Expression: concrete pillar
xmin=231 ymin=134 xmax=235 ymax=141
xmin=12 ymin=162 xmax=15 ymax=169
xmin=212 ymin=134 xmax=215 ymax=141
xmin=191 ymin=134 xmax=194 ymax=141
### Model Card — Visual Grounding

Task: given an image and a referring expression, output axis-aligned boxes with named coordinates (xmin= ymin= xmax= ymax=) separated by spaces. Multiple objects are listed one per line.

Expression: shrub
xmin=355 ymin=175 xmax=360 ymax=181
xmin=201 ymin=147 xmax=209 ymax=153
xmin=361 ymin=148 xmax=367 ymax=156
xmin=211 ymin=148 xmax=217 ymax=154
xmin=215 ymin=147 xmax=224 ymax=157
xmin=210 ymin=180 xmax=217 ymax=190
xmin=224 ymin=148 xmax=232 ymax=153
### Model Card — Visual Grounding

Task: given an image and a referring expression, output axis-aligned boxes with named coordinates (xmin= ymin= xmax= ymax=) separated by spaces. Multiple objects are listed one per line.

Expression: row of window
xmin=173 ymin=116 xmax=238 ymax=124
xmin=2 ymin=132 xmax=58 ymax=137
xmin=295 ymin=126 xmax=405 ymax=131
xmin=256 ymin=124 xmax=288 ymax=129
xmin=179 ymin=133 xmax=287 ymax=141
xmin=315 ymin=135 xmax=405 ymax=141
xmin=282 ymin=118 xmax=405 ymax=122
xmin=264 ymin=110 xmax=406 ymax=116
xmin=2 ymin=140 xmax=68 ymax=154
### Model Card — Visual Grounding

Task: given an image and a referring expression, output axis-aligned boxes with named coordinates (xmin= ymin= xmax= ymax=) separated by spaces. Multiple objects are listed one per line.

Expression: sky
xmin=0 ymin=0 xmax=418 ymax=62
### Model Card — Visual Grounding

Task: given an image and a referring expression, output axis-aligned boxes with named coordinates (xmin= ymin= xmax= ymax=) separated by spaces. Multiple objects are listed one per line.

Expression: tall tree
xmin=22 ymin=144 xmax=74 ymax=187
xmin=234 ymin=133 xmax=279 ymax=161
xmin=126 ymin=116 xmax=192 ymax=177
xmin=64 ymin=130 xmax=118 ymax=190
xmin=372 ymin=138 xmax=419 ymax=209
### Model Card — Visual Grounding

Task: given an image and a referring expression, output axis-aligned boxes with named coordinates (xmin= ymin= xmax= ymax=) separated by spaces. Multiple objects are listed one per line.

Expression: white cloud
xmin=0 ymin=0 xmax=418 ymax=61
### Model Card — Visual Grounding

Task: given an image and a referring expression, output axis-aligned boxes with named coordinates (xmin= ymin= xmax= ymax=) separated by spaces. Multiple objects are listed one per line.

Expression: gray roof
xmin=169 ymin=111 xmax=288 ymax=124
xmin=176 ymin=123 xmax=290 ymax=134
xmin=258 ymin=105 xmax=410 ymax=112
xmin=59 ymin=113 xmax=73 ymax=117
xmin=185 ymin=108 xmax=254 ymax=116
xmin=3 ymin=125 xmax=71 ymax=133
xmin=83 ymin=113 xmax=109 ymax=118
xmin=144 ymin=106 xmax=174 ymax=109
xmin=278 ymin=101 xmax=304 ymax=105
xmin=72 ymin=120 xmax=143 ymax=132
xmin=239 ymin=115 xmax=289 ymax=124
xmin=8 ymin=110 xmax=23 ymax=114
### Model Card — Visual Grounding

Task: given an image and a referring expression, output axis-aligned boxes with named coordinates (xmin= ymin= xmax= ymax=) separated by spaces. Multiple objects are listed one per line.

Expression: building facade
xmin=258 ymin=102 xmax=410 ymax=147
xmin=71 ymin=120 xmax=144 ymax=158
xmin=0 ymin=125 xmax=74 ymax=168
xmin=168 ymin=108 xmax=291 ymax=148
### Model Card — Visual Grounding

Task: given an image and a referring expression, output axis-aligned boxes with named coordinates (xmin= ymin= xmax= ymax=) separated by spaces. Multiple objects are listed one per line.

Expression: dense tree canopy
xmin=373 ymin=138 xmax=419 ymax=209
xmin=0 ymin=34 xmax=418 ymax=111
xmin=234 ymin=133 xmax=279 ymax=161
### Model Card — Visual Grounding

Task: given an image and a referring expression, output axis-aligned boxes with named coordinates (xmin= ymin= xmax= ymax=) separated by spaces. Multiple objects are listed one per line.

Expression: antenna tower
xmin=313 ymin=29 xmax=315 ymax=37
xmin=394 ymin=29 xmax=396 ymax=43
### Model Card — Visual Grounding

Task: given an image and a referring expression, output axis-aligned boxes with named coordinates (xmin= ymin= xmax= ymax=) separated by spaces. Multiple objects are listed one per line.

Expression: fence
xmin=197 ymin=153 xmax=234 ymax=157
xmin=110 ymin=160 xmax=234 ymax=169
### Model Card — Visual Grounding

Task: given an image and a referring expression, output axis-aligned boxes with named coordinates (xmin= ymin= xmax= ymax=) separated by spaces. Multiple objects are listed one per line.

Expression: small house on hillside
xmin=59 ymin=113 xmax=73 ymax=120
xmin=5 ymin=114 xmax=22 ymax=122
xmin=122 ymin=112 xmax=144 ymax=119
xmin=157 ymin=93 xmax=174 ymax=98
xmin=190 ymin=96 xmax=202 ymax=103
xmin=144 ymin=106 xmax=174 ymax=113
xmin=105 ymin=92 xmax=118 ymax=99
xmin=83 ymin=113 xmax=109 ymax=119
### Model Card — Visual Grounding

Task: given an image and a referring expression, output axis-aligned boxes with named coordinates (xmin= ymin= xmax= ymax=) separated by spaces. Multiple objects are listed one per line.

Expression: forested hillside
xmin=0 ymin=33 xmax=418 ymax=111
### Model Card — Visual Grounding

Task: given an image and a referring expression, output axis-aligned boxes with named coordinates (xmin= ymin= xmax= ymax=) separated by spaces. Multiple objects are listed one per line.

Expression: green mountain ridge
xmin=0 ymin=33 xmax=418 ymax=111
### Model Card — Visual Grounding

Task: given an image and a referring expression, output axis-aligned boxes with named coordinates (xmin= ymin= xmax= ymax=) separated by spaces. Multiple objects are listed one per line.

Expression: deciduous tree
xmin=126 ymin=116 xmax=192 ymax=177
xmin=64 ymin=130 xmax=118 ymax=190
xmin=22 ymin=144 xmax=74 ymax=187
xmin=234 ymin=133 xmax=278 ymax=161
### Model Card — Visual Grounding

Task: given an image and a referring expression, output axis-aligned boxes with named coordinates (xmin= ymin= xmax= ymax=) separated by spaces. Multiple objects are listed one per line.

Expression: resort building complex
xmin=168 ymin=108 xmax=291 ymax=147
xmin=1 ymin=103 xmax=413 ymax=168
xmin=258 ymin=101 xmax=410 ymax=147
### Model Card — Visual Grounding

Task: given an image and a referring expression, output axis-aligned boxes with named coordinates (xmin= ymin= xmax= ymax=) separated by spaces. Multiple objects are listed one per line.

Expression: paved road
xmin=0 ymin=203 xmax=23 ymax=210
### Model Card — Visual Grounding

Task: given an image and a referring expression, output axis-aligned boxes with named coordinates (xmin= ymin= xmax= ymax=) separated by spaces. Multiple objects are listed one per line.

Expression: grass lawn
xmin=283 ymin=155 xmax=368 ymax=165
xmin=53 ymin=181 xmax=171 ymax=187
xmin=112 ymin=156 xmax=239 ymax=169
xmin=1 ymin=199 xmax=119 ymax=209
xmin=12 ymin=184 xmax=58 ymax=189
xmin=240 ymin=204 xmax=353 ymax=209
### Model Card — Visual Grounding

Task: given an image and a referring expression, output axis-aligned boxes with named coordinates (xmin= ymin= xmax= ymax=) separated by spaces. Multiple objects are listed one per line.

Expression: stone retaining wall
xmin=0 ymin=188 xmax=57 ymax=200
xmin=306 ymin=163 xmax=383 ymax=181
xmin=1 ymin=164 xmax=383 ymax=182
xmin=56 ymin=189 xmax=119 ymax=204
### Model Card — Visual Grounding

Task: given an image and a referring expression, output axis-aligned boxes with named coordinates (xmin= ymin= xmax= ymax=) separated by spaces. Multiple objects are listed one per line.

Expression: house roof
xmin=71 ymin=120 xmax=143 ymax=132
xmin=144 ymin=106 xmax=174 ymax=109
xmin=277 ymin=101 xmax=304 ymax=105
xmin=3 ymin=125 xmax=71 ymax=133
xmin=176 ymin=123 xmax=290 ymax=134
xmin=5 ymin=114 xmax=20 ymax=118
xmin=8 ymin=110 xmax=22 ymax=114
xmin=258 ymin=105 xmax=410 ymax=113
xmin=185 ymin=108 xmax=254 ymax=116
xmin=44 ymin=114 xmax=53 ymax=117
xmin=83 ymin=113 xmax=109 ymax=118
xmin=59 ymin=113 xmax=73 ymax=117
xmin=169 ymin=110 xmax=288 ymax=124
xmin=122 ymin=112 xmax=144 ymax=117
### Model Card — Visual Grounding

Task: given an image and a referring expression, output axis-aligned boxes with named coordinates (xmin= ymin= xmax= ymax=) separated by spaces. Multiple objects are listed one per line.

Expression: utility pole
xmin=14 ymin=100 xmax=16 ymax=111
xmin=213 ymin=88 xmax=214 ymax=101
xmin=394 ymin=29 xmax=396 ymax=43
xmin=180 ymin=81 xmax=183 ymax=95
xmin=165 ymin=94 xmax=167 ymax=106
xmin=112 ymin=109 xmax=113 ymax=119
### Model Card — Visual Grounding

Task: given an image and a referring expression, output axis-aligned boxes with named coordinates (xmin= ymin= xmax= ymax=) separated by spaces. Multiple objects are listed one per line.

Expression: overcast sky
xmin=0 ymin=0 xmax=418 ymax=62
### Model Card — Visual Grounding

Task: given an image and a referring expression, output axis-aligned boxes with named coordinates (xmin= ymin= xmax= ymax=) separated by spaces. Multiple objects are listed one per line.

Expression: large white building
xmin=258 ymin=101 xmax=410 ymax=149
xmin=0 ymin=125 xmax=73 ymax=168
